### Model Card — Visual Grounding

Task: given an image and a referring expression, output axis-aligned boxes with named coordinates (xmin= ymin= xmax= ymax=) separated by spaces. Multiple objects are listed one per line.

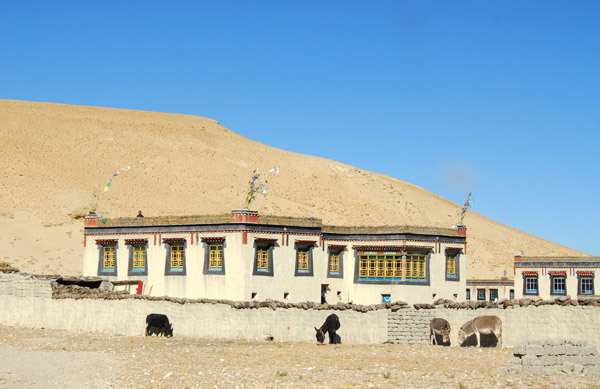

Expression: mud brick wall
xmin=387 ymin=305 xmax=436 ymax=344
xmin=499 ymin=340 xmax=600 ymax=375
xmin=0 ymin=273 xmax=388 ymax=343
xmin=0 ymin=273 xmax=52 ymax=298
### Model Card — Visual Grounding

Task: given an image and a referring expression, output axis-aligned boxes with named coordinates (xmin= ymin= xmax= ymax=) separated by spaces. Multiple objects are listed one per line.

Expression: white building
xmin=514 ymin=255 xmax=600 ymax=299
xmin=83 ymin=210 xmax=468 ymax=305
xmin=466 ymin=278 xmax=514 ymax=301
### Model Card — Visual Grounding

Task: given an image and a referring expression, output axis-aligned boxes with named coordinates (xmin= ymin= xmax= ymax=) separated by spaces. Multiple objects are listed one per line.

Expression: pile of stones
xmin=50 ymin=281 xmax=408 ymax=312
xmin=433 ymin=296 xmax=600 ymax=309
xmin=0 ymin=262 xmax=20 ymax=273
xmin=498 ymin=339 xmax=600 ymax=375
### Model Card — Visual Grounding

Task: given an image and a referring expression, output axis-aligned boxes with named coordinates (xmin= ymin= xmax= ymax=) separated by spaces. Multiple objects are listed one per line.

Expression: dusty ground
xmin=0 ymin=326 xmax=598 ymax=388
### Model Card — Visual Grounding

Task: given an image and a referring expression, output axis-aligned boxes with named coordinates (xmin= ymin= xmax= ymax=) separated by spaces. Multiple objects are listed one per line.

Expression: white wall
xmin=84 ymin=231 xmax=467 ymax=305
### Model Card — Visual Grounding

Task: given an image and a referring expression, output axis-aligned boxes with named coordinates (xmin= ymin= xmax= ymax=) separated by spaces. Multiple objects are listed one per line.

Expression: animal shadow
xmin=460 ymin=333 xmax=498 ymax=347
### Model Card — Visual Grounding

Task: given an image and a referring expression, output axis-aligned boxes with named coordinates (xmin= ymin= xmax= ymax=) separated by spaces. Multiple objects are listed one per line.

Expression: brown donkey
xmin=429 ymin=318 xmax=451 ymax=345
xmin=457 ymin=316 xmax=502 ymax=348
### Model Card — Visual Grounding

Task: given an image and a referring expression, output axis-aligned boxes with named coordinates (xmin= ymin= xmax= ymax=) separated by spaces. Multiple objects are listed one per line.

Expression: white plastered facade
xmin=83 ymin=212 xmax=468 ymax=305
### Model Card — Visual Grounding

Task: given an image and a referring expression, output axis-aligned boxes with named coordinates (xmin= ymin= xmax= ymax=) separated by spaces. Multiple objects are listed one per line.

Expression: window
xmin=103 ymin=246 xmax=116 ymax=272
xmin=523 ymin=274 xmax=539 ymax=295
xmin=202 ymin=238 xmax=226 ymax=275
xmin=477 ymin=289 xmax=486 ymax=301
xmin=330 ymin=252 xmax=340 ymax=274
xmin=209 ymin=242 xmax=223 ymax=269
xmin=170 ymin=244 xmax=184 ymax=271
xmin=357 ymin=251 xmax=427 ymax=283
xmin=466 ymin=289 xmax=471 ymax=300
xmin=406 ymin=254 xmax=426 ymax=280
xmin=133 ymin=246 xmax=146 ymax=271
xmin=257 ymin=247 xmax=269 ymax=271
xmin=253 ymin=240 xmax=275 ymax=276
xmin=96 ymin=240 xmax=118 ymax=276
xmin=509 ymin=289 xmax=515 ymax=300
xmin=446 ymin=253 xmax=458 ymax=280
xmin=550 ymin=274 xmax=566 ymax=295
xmin=382 ymin=294 xmax=391 ymax=303
xmin=490 ymin=289 xmax=498 ymax=301
xmin=579 ymin=274 xmax=594 ymax=295
xmin=297 ymin=248 xmax=309 ymax=271
xmin=126 ymin=239 xmax=148 ymax=276
xmin=164 ymin=239 xmax=186 ymax=275
xmin=295 ymin=242 xmax=314 ymax=276
xmin=327 ymin=247 xmax=344 ymax=278
xmin=358 ymin=252 xmax=403 ymax=280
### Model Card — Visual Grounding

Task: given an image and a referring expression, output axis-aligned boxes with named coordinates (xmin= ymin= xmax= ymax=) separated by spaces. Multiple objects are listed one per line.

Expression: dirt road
xmin=0 ymin=326 xmax=597 ymax=388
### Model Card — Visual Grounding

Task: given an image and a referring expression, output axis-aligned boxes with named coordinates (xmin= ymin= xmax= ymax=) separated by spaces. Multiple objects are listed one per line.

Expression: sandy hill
xmin=0 ymin=100 xmax=589 ymax=277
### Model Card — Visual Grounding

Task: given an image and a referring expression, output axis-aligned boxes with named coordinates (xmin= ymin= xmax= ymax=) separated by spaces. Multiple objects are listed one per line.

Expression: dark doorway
xmin=321 ymin=284 xmax=328 ymax=304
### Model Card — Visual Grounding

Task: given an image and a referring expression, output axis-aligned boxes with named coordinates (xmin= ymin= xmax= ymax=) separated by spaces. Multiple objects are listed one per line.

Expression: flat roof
xmin=88 ymin=214 xmax=463 ymax=237
xmin=516 ymin=256 xmax=600 ymax=263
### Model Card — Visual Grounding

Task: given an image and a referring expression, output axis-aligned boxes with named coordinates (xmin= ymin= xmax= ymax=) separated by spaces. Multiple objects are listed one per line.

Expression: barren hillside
xmin=0 ymin=100 xmax=589 ymax=277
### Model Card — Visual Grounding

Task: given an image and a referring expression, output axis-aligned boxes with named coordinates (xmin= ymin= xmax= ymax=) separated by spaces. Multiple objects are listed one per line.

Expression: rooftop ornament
xmin=91 ymin=165 xmax=132 ymax=223
xmin=455 ymin=192 xmax=473 ymax=227
xmin=243 ymin=166 xmax=279 ymax=210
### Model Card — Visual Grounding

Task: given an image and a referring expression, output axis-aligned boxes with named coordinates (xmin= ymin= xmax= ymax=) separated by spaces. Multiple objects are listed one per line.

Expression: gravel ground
xmin=0 ymin=326 xmax=599 ymax=388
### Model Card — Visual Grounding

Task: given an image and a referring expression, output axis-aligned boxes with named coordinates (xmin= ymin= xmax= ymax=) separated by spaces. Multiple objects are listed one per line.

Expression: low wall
xmin=388 ymin=307 xmax=435 ymax=344
xmin=431 ymin=305 xmax=600 ymax=349
xmin=0 ymin=273 xmax=387 ymax=343
xmin=4 ymin=272 xmax=600 ymax=348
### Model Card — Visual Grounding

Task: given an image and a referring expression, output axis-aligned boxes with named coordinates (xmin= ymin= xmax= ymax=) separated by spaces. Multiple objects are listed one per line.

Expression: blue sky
xmin=1 ymin=1 xmax=598 ymax=255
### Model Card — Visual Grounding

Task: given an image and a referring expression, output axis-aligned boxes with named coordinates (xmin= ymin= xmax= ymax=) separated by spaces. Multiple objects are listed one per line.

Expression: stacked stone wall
xmin=387 ymin=305 xmax=435 ymax=344
xmin=499 ymin=340 xmax=600 ymax=375
xmin=0 ymin=273 xmax=52 ymax=298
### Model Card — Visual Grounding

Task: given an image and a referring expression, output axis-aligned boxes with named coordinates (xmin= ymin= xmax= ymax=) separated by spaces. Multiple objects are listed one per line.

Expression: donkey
xmin=315 ymin=313 xmax=341 ymax=344
xmin=457 ymin=316 xmax=502 ymax=348
xmin=429 ymin=318 xmax=451 ymax=345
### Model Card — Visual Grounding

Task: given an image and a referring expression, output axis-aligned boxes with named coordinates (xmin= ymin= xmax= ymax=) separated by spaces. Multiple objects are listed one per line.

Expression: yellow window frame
xmin=297 ymin=249 xmax=309 ymax=271
xmin=329 ymin=252 xmax=340 ymax=273
xmin=209 ymin=242 xmax=223 ymax=269
xmin=103 ymin=246 xmax=116 ymax=271
xmin=446 ymin=255 xmax=456 ymax=277
xmin=170 ymin=244 xmax=184 ymax=270
xmin=256 ymin=248 xmax=269 ymax=270
xmin=132 ymin=246 xmax=146 ymax=270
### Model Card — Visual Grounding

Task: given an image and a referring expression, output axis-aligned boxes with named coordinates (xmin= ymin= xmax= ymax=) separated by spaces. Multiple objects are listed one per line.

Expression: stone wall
xmin=0 ymin=273 xmax=387 ymax=343
xmin=5 ymin=272 xmax=600 ymax=349
xmin=387 ymin=304 xmax=435 ymax=344
xmin=0 ymin=273 xmax=52 ymax=298
xmin=499 ymin=340 xmax=600 ymax=375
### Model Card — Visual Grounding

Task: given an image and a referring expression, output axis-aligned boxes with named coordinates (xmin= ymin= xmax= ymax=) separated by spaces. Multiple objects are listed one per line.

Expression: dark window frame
xmin=523 ymin=274 xmax=539 ymax=296
xmin=164 ymin=239 xmax=187 ymax=276
xmin=252 ymin=241 xmax=275 ymax=277
xmin=126 ymin=241 xmax=148 ymax=276
xmin=477 ymin=288 xmax=486 ymax=301
xmin=97 ymin=240 xmax=118 ymax=276
xmin=550 ymin=274 xmax=567 ymax=296
xmin=294 ymin=242 xmax=314 ymax=277
xmin=489 ymin=289 xmax=498 ymax=301
xmin=327 ymin=247 xmax=344 ymax=279
xmin=466 ymin=289 xmax=471 ymax=300
xmin=578 ymin=274 xmax=595 ymax=296
xmin=203 ymin=239 xmax=226 ymax=275
xmin=445 ymin=251 xmax=461 ymax=281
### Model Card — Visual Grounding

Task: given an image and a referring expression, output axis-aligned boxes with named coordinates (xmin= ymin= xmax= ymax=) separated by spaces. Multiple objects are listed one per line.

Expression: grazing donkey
xmin=429 ymin=318 xmax=451 ymax=345
xmin=457 ymin=316 xmax=502 ymax=348
xmin=315 ymin=313 xmax=341 ymax=344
